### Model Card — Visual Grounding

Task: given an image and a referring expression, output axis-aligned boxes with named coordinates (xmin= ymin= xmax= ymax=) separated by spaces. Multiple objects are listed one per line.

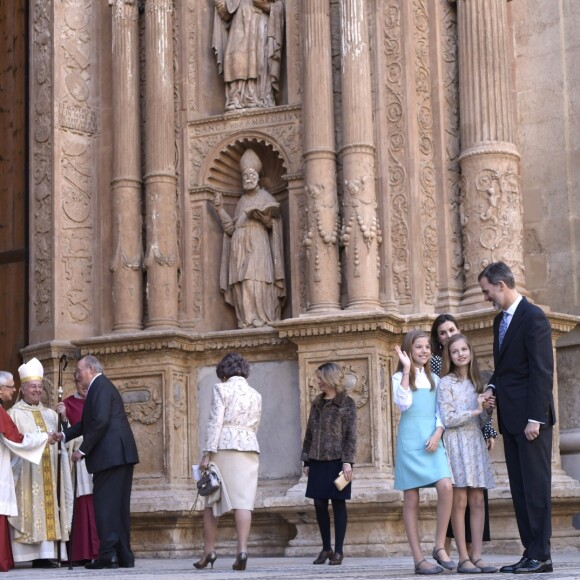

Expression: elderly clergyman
xmin=0 ymin=370 xmax=48 ymax=572
xmin=8 ymin=358 xmax=73 ymax=568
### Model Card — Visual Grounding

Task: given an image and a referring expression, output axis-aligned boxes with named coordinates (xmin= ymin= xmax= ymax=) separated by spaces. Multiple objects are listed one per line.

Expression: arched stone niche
xmin=185 ymin=129 xmax=301 ymax=331
xmin=205 ymin=137 xmax=289 ymax=196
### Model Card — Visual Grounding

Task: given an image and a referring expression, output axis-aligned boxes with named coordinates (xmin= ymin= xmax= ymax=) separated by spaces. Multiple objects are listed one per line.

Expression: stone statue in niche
xmin=212 ymin=0 xmax=285 ymax=111
xmin=213 ymin=149 xmax=286 ymax=328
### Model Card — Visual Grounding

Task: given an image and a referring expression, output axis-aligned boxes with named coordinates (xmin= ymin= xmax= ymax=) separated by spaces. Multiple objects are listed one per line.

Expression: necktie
xmin=498 ymin=311 xmax=509 ymax=349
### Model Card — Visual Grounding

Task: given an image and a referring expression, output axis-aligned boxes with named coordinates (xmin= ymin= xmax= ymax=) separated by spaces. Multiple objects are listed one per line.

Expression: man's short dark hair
xmin=216 ymin=352 xmax=250 ymax=380
xmin=478 ymin=261 xmax=516 ymax=289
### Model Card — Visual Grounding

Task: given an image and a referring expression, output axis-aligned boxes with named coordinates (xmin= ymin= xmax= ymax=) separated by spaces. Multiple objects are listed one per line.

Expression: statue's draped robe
xmin=220 ymin=188 xmax=285 ymax=327
xmin=0 ymin=406 xmax=47 ymax=571
xmin=8 ymin=401 xmax=73 ymax=562
xmin=212 ymin=0 xmax=284 ymax=108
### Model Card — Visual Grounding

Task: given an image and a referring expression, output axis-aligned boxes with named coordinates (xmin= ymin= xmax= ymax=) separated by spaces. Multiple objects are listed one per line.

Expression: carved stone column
xmin=144 ymin=0 xmax=179 ymax=327
xmin=455 ymin=0 xmax=526 ymax=305
xmin=301 ymin=0 xmax=340 ymax=312
xmin=29 ymin=0 xmax=100 ymax=343
xmin=110 ymin=0 xmax=143 ymax=332
xmin=340 ymin=0 xmax=381 ymax=310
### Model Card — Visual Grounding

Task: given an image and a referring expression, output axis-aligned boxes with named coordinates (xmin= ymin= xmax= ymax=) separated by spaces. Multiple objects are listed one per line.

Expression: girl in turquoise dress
xmin=393 ymin=330 xmax=454 ymax=575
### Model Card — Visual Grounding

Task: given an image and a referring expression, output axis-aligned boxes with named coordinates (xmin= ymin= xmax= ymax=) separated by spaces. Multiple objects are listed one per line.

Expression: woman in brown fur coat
xmin=301 ymin=362 xmax=357 ymax=566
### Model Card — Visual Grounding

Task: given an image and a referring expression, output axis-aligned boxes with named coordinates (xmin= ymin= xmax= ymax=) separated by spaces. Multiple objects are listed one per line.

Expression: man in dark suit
xmin=478 ymin=262 xmax=554 ymax=574
xmin=52 ymin=355 xmax=139 ymax=569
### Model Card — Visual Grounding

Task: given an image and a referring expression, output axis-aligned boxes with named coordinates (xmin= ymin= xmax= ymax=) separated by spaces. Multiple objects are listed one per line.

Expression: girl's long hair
xmin=429 ymin=314 xmax=459 ymax=357
xmin=441 ymin=334 xmax=484 ymax=393
xmin=395 ymin=330 xmax=436 ymax=391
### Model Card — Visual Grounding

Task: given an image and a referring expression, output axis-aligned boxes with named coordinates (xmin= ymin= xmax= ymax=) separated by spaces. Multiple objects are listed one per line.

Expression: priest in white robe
xmin=0 ymin=370 xmax=48 ymax=572
xmin=8 ymin=358 xmax=73 ymax=568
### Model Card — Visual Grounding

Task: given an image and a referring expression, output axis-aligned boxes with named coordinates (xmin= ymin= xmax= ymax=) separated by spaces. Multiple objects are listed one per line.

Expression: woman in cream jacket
xmin=194 ymin=352 xmax=261 ymax=572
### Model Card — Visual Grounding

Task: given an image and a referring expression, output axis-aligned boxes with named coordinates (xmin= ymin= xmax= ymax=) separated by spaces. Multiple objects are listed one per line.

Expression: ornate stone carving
xmin=171 ymin=371 xmax=188 ymax=430
xmin=440 ymin=0 xmax=464 ymax=286
xmin=212 ymin=0 xmax=285 ymax=111
xmin=340 ymin=175 xmax=382 ymax=278
xmin=51 ymin=0 xmax=97 ymax=328
xmin=455 ymin=0 xmax=524 ymax=299
xmin=384 ymin=0 xmax=411 ymax=305
xmin=187 ymin=0 xmax=198 ymax=112
xmin=144 ymin=0 xmax=179 ymax=327
xmin=301 ymin=2 xmax=341 ymax=312
xmin=303 ymin=184 xmax=340 ymax=284
xmin=340 ymin=0 xmax=380 ymax=309
xmin=32 ymin=0 xmax=55 ymax=326
xmin=413 ymin=0 xmax=438 ymax=304
xmin=189 ymin=107 xmax=302 ymax=190
xmin=119 ymin=377 xmax=163 ymax=425
xmin=460 ymin=166 xmax=524 ymax=279
xmin=190 ymin=204 xmax=203 ymax=319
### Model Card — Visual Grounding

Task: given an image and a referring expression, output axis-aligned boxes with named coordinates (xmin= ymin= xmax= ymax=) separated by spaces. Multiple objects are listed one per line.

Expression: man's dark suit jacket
xmin=64 ymin=374 xmax=139 ymax=474
xmin=489 ymin=296 xmax=555 ymax=435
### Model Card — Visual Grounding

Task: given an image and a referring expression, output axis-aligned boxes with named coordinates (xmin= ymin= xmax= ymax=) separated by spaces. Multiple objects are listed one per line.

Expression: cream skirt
xmin=210 ymin=450 xmax=259 ymax=511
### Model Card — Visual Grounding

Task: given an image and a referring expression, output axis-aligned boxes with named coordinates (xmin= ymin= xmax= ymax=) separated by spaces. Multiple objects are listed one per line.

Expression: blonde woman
xmin=301 ymin=362 xmax=357 ymax=566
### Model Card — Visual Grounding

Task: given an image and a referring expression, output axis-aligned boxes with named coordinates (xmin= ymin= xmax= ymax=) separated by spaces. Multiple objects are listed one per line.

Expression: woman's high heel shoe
xmin=193 ymin=551 xmax=217 ymax=569
xmin=232 ymin=552 xmax=248 ymax=571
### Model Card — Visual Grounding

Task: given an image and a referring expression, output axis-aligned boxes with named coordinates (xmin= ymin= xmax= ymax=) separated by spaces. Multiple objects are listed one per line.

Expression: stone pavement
xmin=5 ymin=554 xmax=580 ymax=579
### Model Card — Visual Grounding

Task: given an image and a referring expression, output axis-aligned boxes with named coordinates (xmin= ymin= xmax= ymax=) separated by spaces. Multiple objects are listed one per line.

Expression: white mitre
xmin=18 ymin=357 xmax=44 ymax=383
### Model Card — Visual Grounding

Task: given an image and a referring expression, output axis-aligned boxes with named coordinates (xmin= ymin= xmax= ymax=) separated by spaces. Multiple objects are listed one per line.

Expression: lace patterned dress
xmin=437 ymin=375 xmax=495 ymax=489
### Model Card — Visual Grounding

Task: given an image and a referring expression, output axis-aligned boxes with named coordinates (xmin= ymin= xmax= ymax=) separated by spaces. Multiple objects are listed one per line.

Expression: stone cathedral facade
xmin=6 ymin=0 xmax=580 ymax=556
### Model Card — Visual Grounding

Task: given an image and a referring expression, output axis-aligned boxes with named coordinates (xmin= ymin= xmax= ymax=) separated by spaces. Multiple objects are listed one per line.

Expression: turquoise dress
xmin=393 ymin=373 xmax=452 ymax=491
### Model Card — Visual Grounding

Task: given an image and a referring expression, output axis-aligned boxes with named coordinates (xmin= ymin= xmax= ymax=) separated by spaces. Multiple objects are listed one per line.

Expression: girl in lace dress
xmin=437 ymin=334 xmax=497 ymax=574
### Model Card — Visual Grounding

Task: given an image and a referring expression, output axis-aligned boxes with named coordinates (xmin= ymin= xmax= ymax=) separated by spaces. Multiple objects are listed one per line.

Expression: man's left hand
xmin=524 ymin=421 xmax=541 ymax=441
xmin=71 ymin=450 xmax=84 ymax=463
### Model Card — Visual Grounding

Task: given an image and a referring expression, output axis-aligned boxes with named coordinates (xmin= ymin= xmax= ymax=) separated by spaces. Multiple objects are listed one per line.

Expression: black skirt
xmin=305 ymin=458 xmax=352 ymax=500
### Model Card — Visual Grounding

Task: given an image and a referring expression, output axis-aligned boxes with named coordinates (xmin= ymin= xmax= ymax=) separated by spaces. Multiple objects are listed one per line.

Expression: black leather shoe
xmin=32 ymin=559 xmax=60 ymax=568
xmin=120 ymin=561 xmax=135 ymax=568
xmin=500 ymin=557 xmax=528 ymax=573
xmin=85 ymin=555 xmax=119 ymax=569
xmin=313 ymin=549 xmax=333 ymax=565
xmin=513 ymin=559 xmax=553 ymax=574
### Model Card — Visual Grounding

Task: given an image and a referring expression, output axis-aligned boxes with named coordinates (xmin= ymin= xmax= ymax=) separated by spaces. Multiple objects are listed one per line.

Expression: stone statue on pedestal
xmin=212 ymin=0 xmax=285 ymax=111
xmin=214 ymin=149 xmax=286 ymax=328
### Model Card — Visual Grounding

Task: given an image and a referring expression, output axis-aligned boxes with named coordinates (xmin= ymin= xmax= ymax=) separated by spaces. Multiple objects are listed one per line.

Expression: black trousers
xmin=502 ymin=427 xmax=552 ymax=561
xmin=92 ymin=464 xmax=135 ymax=564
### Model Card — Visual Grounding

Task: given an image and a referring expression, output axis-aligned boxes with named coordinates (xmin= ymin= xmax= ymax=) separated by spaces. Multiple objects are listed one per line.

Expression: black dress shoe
xmin=500 ymin=557 xmax=529 ymax=573
xmin=120 ymin=561 xmax=135 ymax=568
xmin=313 ymin=549 xmax=333 ymax=565
xmin=513 ymin=559 xmax=553 ymax=574
xmin=32 ymin=559 xmax=60 ymax=568
xmin=85 ymin=555 xmax=119 ymax=569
